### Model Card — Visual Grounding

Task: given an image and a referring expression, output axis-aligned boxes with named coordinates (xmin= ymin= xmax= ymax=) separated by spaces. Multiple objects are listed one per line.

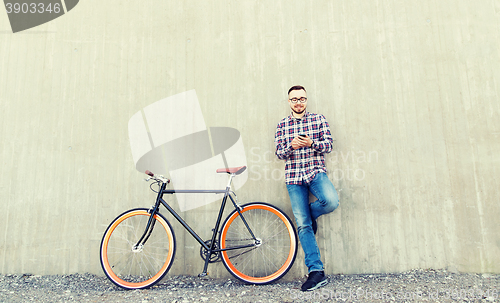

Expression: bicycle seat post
xmin=226 ymin=173 xmax=235 ymax=191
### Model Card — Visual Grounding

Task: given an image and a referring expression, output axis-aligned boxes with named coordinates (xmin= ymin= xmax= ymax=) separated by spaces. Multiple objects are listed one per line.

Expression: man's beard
xmin=292 ymin=106 xmax=306 ymax=115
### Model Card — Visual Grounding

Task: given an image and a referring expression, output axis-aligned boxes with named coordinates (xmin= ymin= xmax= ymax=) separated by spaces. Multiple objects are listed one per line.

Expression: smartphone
xmin=299 ymin=134 xmax=306 ymax=137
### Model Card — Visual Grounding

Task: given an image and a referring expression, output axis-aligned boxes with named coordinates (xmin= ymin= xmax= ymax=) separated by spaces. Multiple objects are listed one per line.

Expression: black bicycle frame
xmin=135 ymin=181 xmax=257 ymax=276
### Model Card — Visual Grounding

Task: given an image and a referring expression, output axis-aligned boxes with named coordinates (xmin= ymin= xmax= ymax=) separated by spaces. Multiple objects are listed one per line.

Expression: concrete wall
xmin=1 ymin=0 xmax=499 ymax=278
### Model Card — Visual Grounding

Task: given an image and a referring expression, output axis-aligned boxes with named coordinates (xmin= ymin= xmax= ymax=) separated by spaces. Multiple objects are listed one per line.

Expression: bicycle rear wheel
xmin=100 ymin=208 xmax=176 ymax=289
xmin=220 ymin=203 xmax=297 ymax=284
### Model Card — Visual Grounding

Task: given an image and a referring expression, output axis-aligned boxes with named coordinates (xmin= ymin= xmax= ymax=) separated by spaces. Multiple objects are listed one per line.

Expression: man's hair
xmin=288 ymin=85 xmax=306 ymax=95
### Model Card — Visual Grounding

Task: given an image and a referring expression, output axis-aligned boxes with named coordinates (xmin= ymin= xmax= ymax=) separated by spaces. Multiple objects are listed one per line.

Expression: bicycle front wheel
xmin=220 ymin=203 xmax=297 ymax=284
xmin=100 ymin=208 xmax=176 ymax=289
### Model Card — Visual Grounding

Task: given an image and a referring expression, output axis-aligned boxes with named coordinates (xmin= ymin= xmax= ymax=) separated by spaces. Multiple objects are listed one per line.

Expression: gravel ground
xmin=0 ymin=269 xmax=498 ymax=302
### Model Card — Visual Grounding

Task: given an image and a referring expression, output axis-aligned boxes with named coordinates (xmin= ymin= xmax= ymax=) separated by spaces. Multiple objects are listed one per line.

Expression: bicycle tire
xmin=219 ymin=202 xmax=297 ymax=284
xmin=100 ymin=208 xmax=176 ymax=289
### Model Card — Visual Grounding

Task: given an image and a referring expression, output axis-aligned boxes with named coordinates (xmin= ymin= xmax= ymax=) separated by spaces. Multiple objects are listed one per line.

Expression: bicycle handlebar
xmin=144 ymin=170 xmax=170 ymax=184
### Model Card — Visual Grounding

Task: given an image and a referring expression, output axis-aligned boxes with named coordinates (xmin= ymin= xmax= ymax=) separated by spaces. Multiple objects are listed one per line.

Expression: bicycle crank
xmin=200 ymin=240 xmax=221 ymax=263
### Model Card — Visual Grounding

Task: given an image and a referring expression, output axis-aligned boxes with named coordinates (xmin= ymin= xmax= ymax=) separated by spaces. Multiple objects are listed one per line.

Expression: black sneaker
xmin=301 ymin=271 xmax=328 ymax=291
xmin=312 ymin=219 xmax=317 ymax=235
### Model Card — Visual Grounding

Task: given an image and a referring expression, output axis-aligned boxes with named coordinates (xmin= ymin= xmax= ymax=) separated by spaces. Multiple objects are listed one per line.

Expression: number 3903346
xmin=5 ymin=3 xmax=62 ymax=14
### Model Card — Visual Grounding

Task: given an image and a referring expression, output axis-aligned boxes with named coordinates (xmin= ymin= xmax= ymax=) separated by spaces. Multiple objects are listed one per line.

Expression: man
xmin=274 ymin=85 xmax=339 ymax=291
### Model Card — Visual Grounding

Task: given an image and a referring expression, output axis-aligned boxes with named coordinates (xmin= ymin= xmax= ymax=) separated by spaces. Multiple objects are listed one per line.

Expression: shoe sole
xmin=304 ymin=278 xmax=328 ymax=291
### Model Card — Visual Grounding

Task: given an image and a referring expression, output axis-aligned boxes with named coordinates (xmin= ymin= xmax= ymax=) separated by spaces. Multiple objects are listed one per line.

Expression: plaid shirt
xmin=275 ymin=111 xmax=334 ymax=185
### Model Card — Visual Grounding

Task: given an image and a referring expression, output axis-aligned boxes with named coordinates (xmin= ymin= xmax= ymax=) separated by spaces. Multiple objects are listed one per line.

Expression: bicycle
xmin=100 ymin=166 xmax=298 ymax=290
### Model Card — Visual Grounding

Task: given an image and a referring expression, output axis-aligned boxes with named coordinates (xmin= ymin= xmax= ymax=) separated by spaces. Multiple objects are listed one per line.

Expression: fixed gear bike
xmin=99 ymin=166 xmax=298 ymax=289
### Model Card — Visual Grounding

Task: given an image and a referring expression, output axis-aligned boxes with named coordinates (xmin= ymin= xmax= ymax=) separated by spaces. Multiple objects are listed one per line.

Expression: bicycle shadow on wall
xmin=128 ymin=90 xmax=248 ymax=212
xmin=4 ymin=0 xmax=79 ymax=33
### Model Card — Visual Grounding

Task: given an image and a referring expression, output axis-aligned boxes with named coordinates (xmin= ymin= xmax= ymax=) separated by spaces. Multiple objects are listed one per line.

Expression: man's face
xmin=288 ymin=89 xmax=307 ymax=115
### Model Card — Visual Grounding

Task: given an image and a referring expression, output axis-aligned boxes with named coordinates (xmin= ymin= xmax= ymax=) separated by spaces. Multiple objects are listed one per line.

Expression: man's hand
xmin=292 ymin=135 xmax=313 ymax=150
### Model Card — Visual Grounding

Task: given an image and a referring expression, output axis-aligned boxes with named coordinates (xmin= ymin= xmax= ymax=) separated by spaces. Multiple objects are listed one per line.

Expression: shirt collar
xmin=288 ymin=110 xmax=309 ymax=121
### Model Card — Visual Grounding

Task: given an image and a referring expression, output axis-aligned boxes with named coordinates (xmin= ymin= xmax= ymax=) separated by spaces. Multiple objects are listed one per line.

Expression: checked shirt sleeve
xmin=311 ymin=115 xmax=334 ymax=154
xmin=275 ymin=120 xmax=293 ymax=160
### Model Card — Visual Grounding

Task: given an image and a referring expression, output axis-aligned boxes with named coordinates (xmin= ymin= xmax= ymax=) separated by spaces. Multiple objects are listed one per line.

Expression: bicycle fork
xmin=133 ymin=183 xmax=166 ymax=250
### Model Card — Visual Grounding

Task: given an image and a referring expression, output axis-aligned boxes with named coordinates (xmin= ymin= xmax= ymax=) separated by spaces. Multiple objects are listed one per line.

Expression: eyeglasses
xmin=289 ymin=97 xmax=307 ymax=103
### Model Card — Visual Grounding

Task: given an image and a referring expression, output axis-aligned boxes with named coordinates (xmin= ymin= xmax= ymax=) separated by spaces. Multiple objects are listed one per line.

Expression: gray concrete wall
xmin=1 ymin=0 xmax=499 ymax=279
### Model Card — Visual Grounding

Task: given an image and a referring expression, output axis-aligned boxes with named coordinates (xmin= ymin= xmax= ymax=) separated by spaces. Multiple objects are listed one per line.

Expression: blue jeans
xmin=286 ymin=173 xmax=339 ymax=273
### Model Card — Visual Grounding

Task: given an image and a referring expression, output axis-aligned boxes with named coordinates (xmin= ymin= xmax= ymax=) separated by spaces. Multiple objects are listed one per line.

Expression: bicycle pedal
xmin=198 ymin=272 xmax=209 ymax=278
